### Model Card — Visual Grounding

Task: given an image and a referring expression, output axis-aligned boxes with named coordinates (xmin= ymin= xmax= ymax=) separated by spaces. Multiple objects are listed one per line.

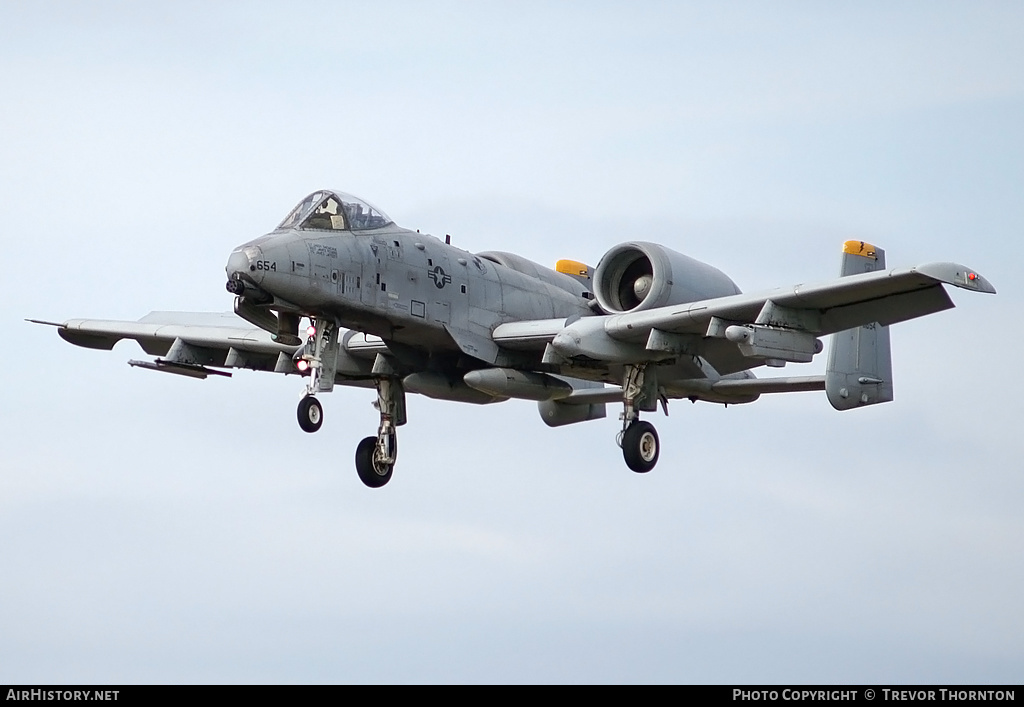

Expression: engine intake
xmin=593 ymin=242 xmax=741 ymax=313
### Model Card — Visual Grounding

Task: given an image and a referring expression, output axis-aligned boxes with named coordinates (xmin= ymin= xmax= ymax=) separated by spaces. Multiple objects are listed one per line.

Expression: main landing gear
xmin=621 ymin=420 xmax=659 ymax=473
xmin=354 ymin=374 xmax=403 ymax=488
xmin=294 ymin=318 xmax=405 ymax=488
xmin=617 ymin=363 xmax=663 ymax=473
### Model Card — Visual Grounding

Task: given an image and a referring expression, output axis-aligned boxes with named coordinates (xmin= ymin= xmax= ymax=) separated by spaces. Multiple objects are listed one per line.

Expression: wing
xmin=29 ymin=311 xmax=385 ymax=381
xmin=494 ymin=261 xmax=994 ymax=375
xmin=604 ymin=262 xmax=994 ymax=340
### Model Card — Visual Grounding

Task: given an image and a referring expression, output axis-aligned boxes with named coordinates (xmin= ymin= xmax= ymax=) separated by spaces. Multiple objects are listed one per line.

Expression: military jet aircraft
xmin=32 ymin=189 xmax=995 ymax=488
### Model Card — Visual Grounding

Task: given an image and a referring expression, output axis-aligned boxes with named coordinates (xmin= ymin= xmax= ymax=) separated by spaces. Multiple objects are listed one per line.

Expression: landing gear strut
xmin=292 ymin=321 xmax=405 ymax=488
xmin=617 ymin=363 xmax=662 ymax=473
xmin=355 ymin=369 xmax=405 ymax=488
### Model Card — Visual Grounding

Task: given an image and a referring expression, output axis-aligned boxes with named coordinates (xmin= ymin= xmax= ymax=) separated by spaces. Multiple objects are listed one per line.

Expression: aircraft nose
xmin=226 ymin=246 xmax=261 ymax=281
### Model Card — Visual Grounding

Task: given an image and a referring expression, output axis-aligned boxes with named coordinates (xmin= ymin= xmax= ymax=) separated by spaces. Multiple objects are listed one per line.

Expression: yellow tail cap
xmin=556 ymin=259 xmax=591 ymax=278
xmin=843 ymin=240 xmax=878 ymax=258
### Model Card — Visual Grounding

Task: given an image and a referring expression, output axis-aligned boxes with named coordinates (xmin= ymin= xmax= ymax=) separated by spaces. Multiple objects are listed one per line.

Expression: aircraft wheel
xmin=622 ymin=420 xmax=659 ymax=473
xmin=355 ymin=436 xmax=394 ymax=488
xmin=297 ymin=396 xmax=323 ymax=433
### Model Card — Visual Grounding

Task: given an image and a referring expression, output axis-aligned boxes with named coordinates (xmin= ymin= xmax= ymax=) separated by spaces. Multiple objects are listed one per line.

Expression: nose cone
xmin=226 ymin=245 xmax=262 ymax=283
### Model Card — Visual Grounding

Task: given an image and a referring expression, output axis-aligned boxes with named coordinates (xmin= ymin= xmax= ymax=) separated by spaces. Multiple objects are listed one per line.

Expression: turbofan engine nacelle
xmin=593 ymin=242 xmax=741 ymax=314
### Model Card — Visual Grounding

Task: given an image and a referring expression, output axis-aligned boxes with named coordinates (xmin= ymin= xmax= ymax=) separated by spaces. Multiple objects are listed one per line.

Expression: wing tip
xmin=915 ymin=263 xmax=996 ymax=294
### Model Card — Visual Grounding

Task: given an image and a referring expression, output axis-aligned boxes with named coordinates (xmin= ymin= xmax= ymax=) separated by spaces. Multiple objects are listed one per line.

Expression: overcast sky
xmin=2 ymin=1 xmax=1022 ymax=684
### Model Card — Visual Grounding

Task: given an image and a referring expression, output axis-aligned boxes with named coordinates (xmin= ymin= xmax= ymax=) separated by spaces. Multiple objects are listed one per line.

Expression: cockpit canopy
xmin=277 ymin=190 xmax=393 ymax=232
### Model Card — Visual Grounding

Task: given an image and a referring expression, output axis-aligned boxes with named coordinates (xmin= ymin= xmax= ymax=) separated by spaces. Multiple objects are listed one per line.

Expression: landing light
xmin=296 ymin=360 xmax=309 ymax=372
xmin=306 ymin=325 xmax=316 ymax=337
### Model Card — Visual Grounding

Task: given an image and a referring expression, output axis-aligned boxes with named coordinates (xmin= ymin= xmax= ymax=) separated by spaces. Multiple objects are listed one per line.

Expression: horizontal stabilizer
xmin=556 ymin=386 xmax=624 ymax=406
xmin=556 ymin=375 xmax=827 ymax=406
xmin=711 ymin=376 xmax=825 ymax=395
xmin=537 ymin=376 xmax=607 ymax=426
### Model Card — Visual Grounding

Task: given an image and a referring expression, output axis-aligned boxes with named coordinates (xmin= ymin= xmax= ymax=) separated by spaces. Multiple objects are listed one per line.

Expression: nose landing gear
xmin=295 ymin=317 xmax=338 ymax=434
xmin=297 ymin=395 xmax=323 ymax=433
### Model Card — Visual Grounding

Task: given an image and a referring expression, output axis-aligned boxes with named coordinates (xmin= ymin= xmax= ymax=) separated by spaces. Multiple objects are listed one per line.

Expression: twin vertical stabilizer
xmin=826 ymin=241 xmax=894 ymax=410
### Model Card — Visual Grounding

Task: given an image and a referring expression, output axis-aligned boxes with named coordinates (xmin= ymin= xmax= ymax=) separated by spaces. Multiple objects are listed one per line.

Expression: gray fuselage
xmin=229 ymin=222 xmax=592 ymax=364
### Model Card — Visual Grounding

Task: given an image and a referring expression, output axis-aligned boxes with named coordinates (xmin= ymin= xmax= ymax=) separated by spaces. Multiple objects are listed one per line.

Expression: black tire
xmin=355 ymin=436 xmax=394 ymax=488
xmin=297 ymin=396 xmax=323 ymax=433
xmin=622 ymin=420 xmax=659 ymax=473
